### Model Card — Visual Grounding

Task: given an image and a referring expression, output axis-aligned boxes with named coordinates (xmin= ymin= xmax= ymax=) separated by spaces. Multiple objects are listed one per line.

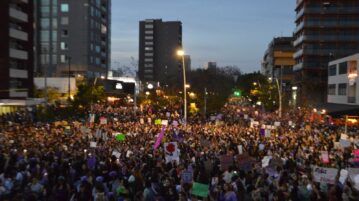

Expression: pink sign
xmin=354 ymin=150 xmax=359 ymax=162
xmin=321 ymin=151 xmax=330 ymax=164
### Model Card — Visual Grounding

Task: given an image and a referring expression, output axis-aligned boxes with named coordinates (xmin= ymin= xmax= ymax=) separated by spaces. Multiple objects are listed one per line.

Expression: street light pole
xmin=177 ymin=50 xmax=187 ymax=124
xmin=182 ymin=55 xmax=187 ymax=124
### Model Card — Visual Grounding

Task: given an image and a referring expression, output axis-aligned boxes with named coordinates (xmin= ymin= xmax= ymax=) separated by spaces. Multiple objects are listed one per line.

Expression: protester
xmin=0 ymin=102 xmax=358 ymax=201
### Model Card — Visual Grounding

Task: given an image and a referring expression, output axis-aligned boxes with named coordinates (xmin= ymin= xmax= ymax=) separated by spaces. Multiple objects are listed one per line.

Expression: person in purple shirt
xmin=224 ymin=183 xmax=237 ymax=201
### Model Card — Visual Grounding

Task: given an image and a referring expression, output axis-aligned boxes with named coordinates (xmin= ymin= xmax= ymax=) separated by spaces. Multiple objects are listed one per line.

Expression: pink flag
xmin=153 ymin=125 xmax=166 ymax=149
xmin=321 ymin=151 xmax=330 ymax=164
xmin=354 ymin=150 xmax=359 ymax=162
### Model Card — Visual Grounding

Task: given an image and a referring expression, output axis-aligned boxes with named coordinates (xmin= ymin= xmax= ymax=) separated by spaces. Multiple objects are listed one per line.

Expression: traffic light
xmin=233 ymin=90 xmax=241 ymax=97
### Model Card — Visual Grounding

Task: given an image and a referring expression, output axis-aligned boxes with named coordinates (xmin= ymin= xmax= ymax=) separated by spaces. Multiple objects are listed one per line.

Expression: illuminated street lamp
xmin=177 ymin=49 xmax=187 ymax=124
xmin=147 ymin=83 xmax=154 ymax=89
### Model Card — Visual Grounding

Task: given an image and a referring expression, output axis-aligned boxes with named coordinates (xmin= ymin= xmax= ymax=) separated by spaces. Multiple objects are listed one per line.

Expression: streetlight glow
xmin=177 ymin=49 xmax=185 ymax=56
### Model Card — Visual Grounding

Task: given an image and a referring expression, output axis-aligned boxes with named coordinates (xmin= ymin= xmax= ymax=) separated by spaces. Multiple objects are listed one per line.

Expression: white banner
xmin=312 ymin=166 xmax=338 ymax=184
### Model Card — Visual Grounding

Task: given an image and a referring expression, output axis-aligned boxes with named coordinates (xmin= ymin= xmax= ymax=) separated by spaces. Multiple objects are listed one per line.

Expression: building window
xmin=61 ymin=4 xmax=69 ymax=12
xmin=61 ymin=29 xmax=68 ymax=37
xmin=60 ymin=55 xmax=67 ymax=63
xmin=61 ymin=17 xmax=69 ymax=25
xmin=95 ymin=45 xmax=100 ymax=53
xmin=40 ymin=30 xmax=50 ymax=42
xmin=329 ymin=65 xmax=336 ymax=76
xmin=328 ymin=84 xmax=336 ymax=95
xmin=95 ymin=57 xmax=100 ymax=65
xmin=40 ymin=18 xmax=50 ymax=28
xmin=60 ymin=42 xmax=68 ymax=50
xmin=338 ymin=83 xmax=347 ymax=96
xmin=339 ymin=62 xmax=347 ymax=74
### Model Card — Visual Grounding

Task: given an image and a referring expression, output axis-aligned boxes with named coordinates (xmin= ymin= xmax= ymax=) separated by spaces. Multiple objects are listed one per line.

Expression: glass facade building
xmin=34 ymin=0 xmax=111 ymax=78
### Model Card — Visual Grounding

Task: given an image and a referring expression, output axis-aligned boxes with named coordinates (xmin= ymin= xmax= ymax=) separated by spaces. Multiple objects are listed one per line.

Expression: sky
xmin=111 ymin=0 xmax=296 ymax=73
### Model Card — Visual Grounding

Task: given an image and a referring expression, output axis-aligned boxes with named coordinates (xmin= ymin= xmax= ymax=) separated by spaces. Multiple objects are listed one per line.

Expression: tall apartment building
xmin=34 ymin=0 xmax=111 ymax=78
xmin=294 ymin=0 xmax=359 ymax=105
xmin=0 ymin=0 xmax=34 ymax=99
xmin=262 ymin=37 xmax=295 ymax=85
xmin=138 ymin=19 xmax=182 ymax=87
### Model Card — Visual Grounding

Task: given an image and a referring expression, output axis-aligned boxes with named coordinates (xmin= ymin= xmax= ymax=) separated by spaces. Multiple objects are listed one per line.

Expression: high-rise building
xmin=262 ymin=37 xmax=295 ymax=85
xmin=0 ymin=0 xmax=34 ymax=99
xmin=138 ymin=19 xmax=182 ymax=87
xmin=34 ymin=0 xmax=111 ymax=78
xmin=262 ymin=37 xmax=296 ymax=107
xmin=294 ymin=0 xmax=359 ymax=104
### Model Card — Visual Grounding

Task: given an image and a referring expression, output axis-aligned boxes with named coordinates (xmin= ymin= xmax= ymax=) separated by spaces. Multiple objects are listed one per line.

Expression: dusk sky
xmin=111 ymin=0 xmax=296 ymax=73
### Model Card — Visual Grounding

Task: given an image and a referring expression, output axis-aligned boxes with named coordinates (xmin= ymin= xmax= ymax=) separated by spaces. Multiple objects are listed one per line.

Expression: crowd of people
xmin=0 ymin=102 xmax=358 ymax=201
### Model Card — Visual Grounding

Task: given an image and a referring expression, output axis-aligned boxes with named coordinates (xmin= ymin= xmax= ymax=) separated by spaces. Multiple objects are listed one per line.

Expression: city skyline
xmin=112 ymin=0 xmax=295 ymax=73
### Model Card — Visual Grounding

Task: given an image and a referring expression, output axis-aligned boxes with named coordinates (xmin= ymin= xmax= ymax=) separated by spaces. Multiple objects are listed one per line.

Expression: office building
xmin=34 ymin=0 xmax=111 ymax=78
xmin=138 ymin=19 xmax=182 ymax=87
xmin=0 ymin=0 xmax=34 ymax=99
xmin=262 ymin=37 xmax=295 ymax=82
xmin=294 ymin=0 xmax=359 ymax=104
xmin=262 ymin=37 xmax=296 ymax=107
xmin=327 ymin=53 xmax=358 ymax=105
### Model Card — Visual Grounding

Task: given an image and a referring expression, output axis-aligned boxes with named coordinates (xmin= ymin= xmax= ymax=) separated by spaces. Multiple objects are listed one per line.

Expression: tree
xmin=34 ymin=86 xmax=62 ymax=104
xmin=71 ymin=82 xmax=106 ymax=109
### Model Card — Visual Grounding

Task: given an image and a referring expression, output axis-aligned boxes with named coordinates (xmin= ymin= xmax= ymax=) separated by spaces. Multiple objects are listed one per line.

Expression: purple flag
xmin=87 ymin=155 xmax=96 ymax=170
xmin=260 ymin=128 xmax=265 ymax=136
xmin=154 ymin=125 xmax=166 ymax=149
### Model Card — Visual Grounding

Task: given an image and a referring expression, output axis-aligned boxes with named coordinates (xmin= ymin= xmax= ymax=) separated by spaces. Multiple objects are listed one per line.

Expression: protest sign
xmin=90 ymin=141 xmax=97 ymax=148
xmin=259 ymin=144 xmax=265 ymax=151
xmin=348 ymin=168 xmax=359 ymax=191
xmin=220 ymin=155 xmax=233 ymax=171
xmin=340 ymin=139 xmax=351 ymax=148
xmin=210 ymin=116 xmax=216 ymax=121
xmin=237 ymin=145 xmax=243 ymax=155
xmin=100 ymin=117 xmax=107 ymax=125
xmin=312 ymin=166 xmax=338 ymax=184
xmin=274 ymin=122 xmax=281 ymax=127
xmin=112 ymin=150 xmax=121 ymax=159
xmin=321 ymin=151 xmax=330 ymax=163
xmin=244 ymin=114 xmax=248 ymax=120
xmin=161 ymin=120 xmax=168 ymax=126
xmin=339 ymin=169 xmax=349 ymax=185
xmin=288 ymin=121 xmax=293 ymax=126
xmin=181 ymin=170 xmax=193 ymax=184
xmin=192 ymin=182 xmax=209 ymax=198
xmin=115 ymin=133 xmax=125 ymax=141
xmin=89 ymin=114 xmax=95 ymax=123
xmin=341 ymin=134 xmax=349 ymax=140
xmin=262 ymin=156 xmax=272 ymax=168
xmin=265 ymin=129 xmax=271 ymax=138
xmin=155 ymin=119 xmax=162 ymax=125
xmin=164 ymin=142 xmax=180 ymax=163
xmin=354 ymin=150 xmax=359 ymax=162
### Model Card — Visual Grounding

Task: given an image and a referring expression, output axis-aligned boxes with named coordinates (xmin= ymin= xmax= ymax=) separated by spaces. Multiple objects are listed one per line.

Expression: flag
xmin=153 ymin=125 xmax=166 ymax=149
xmin=192 ymin=182 xmax=209 ymax=198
